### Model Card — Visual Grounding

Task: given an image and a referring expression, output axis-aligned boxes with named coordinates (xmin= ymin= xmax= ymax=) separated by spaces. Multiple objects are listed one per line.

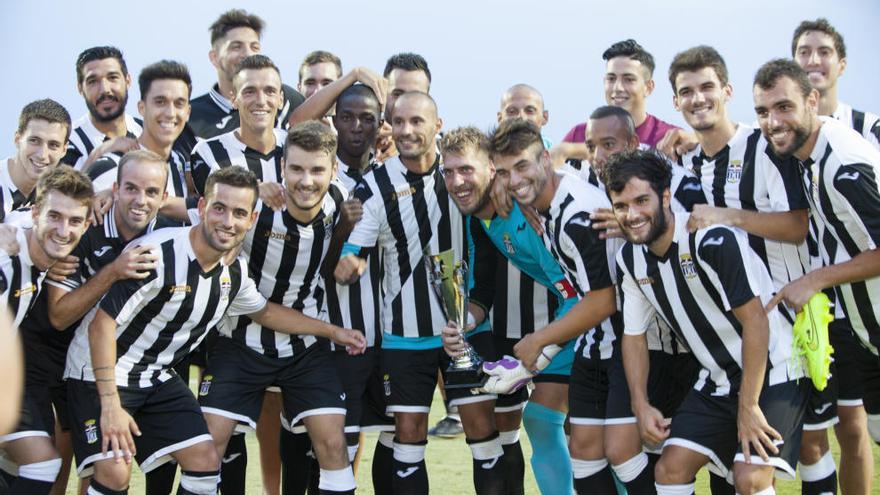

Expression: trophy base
xmin=444 ymin=363 xmax=488 ymax=389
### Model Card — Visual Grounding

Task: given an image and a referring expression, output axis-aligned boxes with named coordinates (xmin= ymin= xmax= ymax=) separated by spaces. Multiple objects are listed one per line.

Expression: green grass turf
xmin=64 ymin=376 xmax=879 ymax=493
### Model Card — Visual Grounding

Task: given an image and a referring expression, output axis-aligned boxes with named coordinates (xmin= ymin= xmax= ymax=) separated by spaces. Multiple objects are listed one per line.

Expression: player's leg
xmin=567 ymin=353 xmax=615 ymax=493
xmin=523 ymin=382 xmax=571 ymax=495
xmin=494 ymin=408 xmax=524 ymax=495
xmin=89 ymin=458 xmax=133 ymax=494
xmin=361 ymin=361 xmax=395 ymax=495
xmin=257 ymin=390 xmax=283 ymax=495
xmin=50 ymin=383 xmax=74 ymax=495
xmin=653 ymin=445 xmax=708 ymax=495
xmin=301 ymin=414 xmax=354 ymax=495
xmin=1 ymin=437 xmax=62 ymax=494
xmin=606 ymin=350 xmax=653 ymax=494
xmin=428 ymin=375 xmax=463 ymax=438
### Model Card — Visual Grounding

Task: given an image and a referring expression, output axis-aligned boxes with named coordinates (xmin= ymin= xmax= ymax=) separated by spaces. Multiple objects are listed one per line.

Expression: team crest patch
xmin=220 ymin=276 xmax=232 ymax=300
xmin=383 ymin=373 xmax=391 ymax=397
xmin=84 ymin=419 xmax=98 ymax=444
xmin=726 ymin=160 xmax=742 ymax=183
xmin=199 ymin=375 xmax=213 ymax=396
xmin=502 ymin=233 xmax=516 ymax=255
xmin=679 ymin=253 xmax=697 ymax=279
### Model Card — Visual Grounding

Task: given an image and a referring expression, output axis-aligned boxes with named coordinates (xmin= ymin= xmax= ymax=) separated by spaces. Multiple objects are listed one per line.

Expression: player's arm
xmin=47 ymin=245 xmax=158 ymax=329
xmin=686 ymin=205 xmax=808 ymax=243
xmin=335 ymin=183 xmax=379 ymax=285
xmin=289 ymin=67 xmax=387 ymax=127
xmin=321 ymin=197 xmax=363 ymax=279
xmin=89 ymin=308 xmax=141 ymax=462
xmin=0 ymin=307 xmax=22 ymax=436
xmin=247 ymin=302 xmax=365 ymax=353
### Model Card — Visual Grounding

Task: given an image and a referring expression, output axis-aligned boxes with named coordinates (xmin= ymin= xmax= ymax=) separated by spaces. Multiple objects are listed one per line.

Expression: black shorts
xmin=199 ymin=336 xmax=345 ymax=430
xmin=647 ymin=350 xmax=700 ymax=419
xmin=331 ymin=347 xmax=394 ymax=433
xmin=381 ymin=331 xmax=497 ymax=414
xmin=67 ymin=377 xmax=212 ymax=478
xmin=666 ymin=380 xmax=808 ymax=481
xmin=569 ymin=350 xmax=634 ymax=426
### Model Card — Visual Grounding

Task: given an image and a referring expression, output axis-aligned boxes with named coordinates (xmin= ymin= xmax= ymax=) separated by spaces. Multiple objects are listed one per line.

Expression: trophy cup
xmin=425 ymin=248 xmax=488 ymax=389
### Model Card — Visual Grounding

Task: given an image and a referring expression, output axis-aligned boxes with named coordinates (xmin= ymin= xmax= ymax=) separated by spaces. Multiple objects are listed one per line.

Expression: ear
xmin=13 ymin=132 xmax=21 ymax=148
xmin=124 ymin=73 xmax=132 ymax=89
xmin=137 ymin=99 xmax=145 ymax=117
xmin=645 ymin=78 xmax=655 ymax=96
xmin=208 ymin=48 xmax=220 ymax=70
xmin=672 ymin=92 xmax=681 ymax=112
xmin=662 ymin=187 xmax=671 ymax=210
xmin=112 ymin=181 xmax=120 ymax=202
xmin=496 ymin=112 xmax=503 ymax=124
xmin=807 ymin=88 xmax=820 ymax=115
xmin=541 ymin=111 xmax=549 ymax=126
xmin=723 ymin=82 xmax=733 ymax=102
xmin=435 ymin=117 xmax=443 ymax=134
xmin=838 ymin=57 xmax=847 ymax=78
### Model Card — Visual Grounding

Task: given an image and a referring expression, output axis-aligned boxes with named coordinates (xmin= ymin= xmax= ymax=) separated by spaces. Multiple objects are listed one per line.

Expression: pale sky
xmin=2 ymin=0 xmax=878 ymax=156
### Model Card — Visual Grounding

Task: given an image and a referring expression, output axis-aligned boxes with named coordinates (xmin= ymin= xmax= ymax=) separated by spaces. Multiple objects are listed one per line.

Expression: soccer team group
xmin=0 ymin=7 xmax=878 ymax=495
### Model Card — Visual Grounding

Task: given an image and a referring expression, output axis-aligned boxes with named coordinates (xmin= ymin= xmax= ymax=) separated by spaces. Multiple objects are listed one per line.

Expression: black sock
xmin=145 ymin=461 xmax=178 ymax=495
xmin=708 ymin=472 xmax=735 ymax=495
xmin=9 ymin=476 xmax=54 ymax=495
xmin=220 ymin=433 xmax=247 ymax=495
xmin=281 ymin=429 xmax=312 ymax=495
xmin=371 ymin=435 xmax=394 ymax=495
xmin=88 ymin=478 xmax=129 ymax=494
xmin=0 ymin=468 xmax=15 ymax=491
xmin=800 ymin=453 xmax=838 ymax=495
xmin=802 ymin=473 xmax=838 ymax=495
xmin=613 ymin=453 xmax=655 ymax=495
xmin=392 ymin=439 xmax=428 ymax=495
xmin=468 ymin=432 xmax=505 ymax=495
xmin=573 ymin=465 xmax=616 ymax=494
xmin=501 ymin=440 xmax=524 ymax=495
xmin=177 ymin=469 xmax=220 ymax=495
xmin=306 ymin=454 xmax=319 ymax=495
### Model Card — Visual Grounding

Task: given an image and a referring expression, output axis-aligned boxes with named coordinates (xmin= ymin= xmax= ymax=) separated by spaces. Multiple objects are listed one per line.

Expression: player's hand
xmin=520 ymin=203 xmax=544 ymax=236
xmin=100 ymin=402 xmax=141 ymax=463
xmin=91 ymin=189 xmax=113 ymax=225
xmin=633 ymin=401 xmax=670 ymax=446
xmin=591 ymin=208 xmax=622 ymax=239
xmin=548 ymin=142 xmax=585 ymax=169
xmin=332 ymin=327 xmax=367 ymax=355
xmin=353 ymin=67 xmax=388 ymax=109
xmin=656 ymin=128 xmax=698 ymax=160
xmin=489 ymin=177 xmax=513 ymax=219
xmin=112 ymin=245 xmax=158 ymax=280
xmin=737 ymin=402 xmax=781 ymax=463
xmin=513 ymin=333 xmax=542 ymax=371
xmin=84 ymin=137 xmax=139 ymax=172
xmin=259 ymin=182 xmax=285 ymax=211
xmin=441 ymin=321 xmax=468 ymax=357
xmin=0 ymin=224 xmax=20 ymax=256
xmin=686 ymin=204 xmax=730 ymax=232
xmin=765 ymin=274 xmax=818 ymax=315
xmin=47 ymin=255 xmax=79 ymax=282
xmin=337 ymin=198 xmax=363 ymax=233
xmin=374 ymin=122 xmax=396 ymax=163
xmin=334 ymin=254 xmax=367 ymax=285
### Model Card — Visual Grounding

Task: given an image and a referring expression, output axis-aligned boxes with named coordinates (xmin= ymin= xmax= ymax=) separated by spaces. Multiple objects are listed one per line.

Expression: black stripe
xmin=492 ymin=258 xmax=509 ymax=337
xmin=519 ymin=270 xmax=535 ymax=336
xmin=207 ymin=139 xmax=232 ymax=169
xmin=410 ymin=174 xmax=435 ymax=337
xmin=374 ymin=167 xmax=410 ymax=337
xmin=706 ymin=147 xmax=730 ymax=208
xmin=234 ymin=207 xmax=276 ymax=344
xmin=852 ymin=109 xmax=866 ymax=134
xmin=75 ymin=127 xmax=94 ymax=157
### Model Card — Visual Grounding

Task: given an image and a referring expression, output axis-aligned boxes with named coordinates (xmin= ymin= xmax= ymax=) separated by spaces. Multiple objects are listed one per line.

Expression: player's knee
xmin=654 ymin=455 xmax=690 ymax=485
xmin=180 ymin=441 xmax=221 ymax=472
xmin=604 ymin=436 xmax=640 ymax=465
xmin=313 ymin=432 xmax=348 ymax=464
xmin=733 ymin=465 xmax=773 ymax=494
xmin=834 ymin=413 xmax=870 ymax=448
xmin=799 ymin=429 xmax=829 ymax=464
xmin=93 ymin=461 xmax=132 ymax=491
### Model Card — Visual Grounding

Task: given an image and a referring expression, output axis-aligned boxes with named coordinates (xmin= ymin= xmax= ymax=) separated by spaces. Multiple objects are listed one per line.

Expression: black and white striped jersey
xmin=617 ymin=212 xmax=801 ymax=396
xmin=61 ymin=206 xmax=157 ymax=380
xmin=64 ymin=227 xmax=266 ymax=388
xmin=681 ymin=124 xmax=810 ymax=293
xmin=801 ymin=117 xmax=880 ymax=355
xmin=324 ymin=158 xmax=382 ymax=349
xmin=61 ymin=113 xmax=143 ymax=171
xmin=541 ymin=172 xmax=621 ymax=360
xmin=484 ymin=245 xmax=557 ymax=341
xmin=833 ymin=102 xmax=880 ymax=151
xmin=0 ymin=161 xmax=34 ymax=223
xmin=189 ymin=129 xmax=286 ymax=196
xmin=86 ymin=147 xmax=188 ymax=199
xmin=0 ymin=226 xmax=45 ymax=326
xmin=345 ymin=155 xmax=466 ymax=340
xmin=220 ymin=183 xmax=346 ymax=358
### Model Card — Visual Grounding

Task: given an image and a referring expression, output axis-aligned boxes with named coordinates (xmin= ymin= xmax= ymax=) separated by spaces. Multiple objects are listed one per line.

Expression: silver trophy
xmin=425 ymin=248 xmax=487 ymax=389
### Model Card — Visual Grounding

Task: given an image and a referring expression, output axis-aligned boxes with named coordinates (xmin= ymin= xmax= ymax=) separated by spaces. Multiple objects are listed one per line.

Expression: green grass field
xmin=64 ymin=385 xmax=880 ymax=494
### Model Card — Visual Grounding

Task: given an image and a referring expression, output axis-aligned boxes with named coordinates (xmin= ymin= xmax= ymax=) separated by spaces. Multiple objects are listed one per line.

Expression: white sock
xmin=318 ymin=467 xmax=356 ymax=492
xmin=18 ymin=458 xmax=62 ymax=482
xmin=655 ymin=482 xmax=695 ymax=495
xmin=571 ymin=458 xmax=607 ymax=479
xmin=612 ymin=452 xmax=648 ymax=483
xmin=798 ymin=450 xmax=836 ymax=482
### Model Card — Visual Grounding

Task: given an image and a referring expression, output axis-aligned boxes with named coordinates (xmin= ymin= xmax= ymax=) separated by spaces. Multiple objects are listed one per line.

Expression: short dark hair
xmin=33 ymin=165 xmax=95 ymax=216
xmin=76 ymin=46 xmax=128 ymax=85
xmin=792 ymin=18 xmax=846 ymax=59
xmin=603 ymin=39 xmax=655 ymax=77
xmin=488 ymin=119 xmax=544 ymax=159
xmin=209 ymin=9 xmax=265 ymax=45
xmin=589 ymin=106 xmax=636 ymax=138
xmin=440 ymin=126 xmax=490 ymax=159
xmin=603 ymin=148 xmax=672 ymax=200
xmin=298 ymin=50 xmax=342 ymax=83
xmin=138 ymin=60 xmax=193 ymax=100
xmin=203 ymin=166 xmax=259 ymax=210
xmin=17 ymin=99 xmax=72 ymax=143
xmin=753 ymin=59 xmax=813 ymax=99
xmin=668 ymin=45 xmax=729 ymax=93
xmin=285 ymin=120 xmax=337 ymax=157
xmin=336 ymin=84 xmax=380 ymax=109
xmin=117 ymin=149 xmax=169 ymax=188
xmin=383 ymin=53 xmax=432 ymax=84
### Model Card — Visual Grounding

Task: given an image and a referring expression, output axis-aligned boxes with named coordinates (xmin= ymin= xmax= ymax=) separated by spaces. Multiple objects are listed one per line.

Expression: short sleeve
xmin=227 ymin=261 xmax=268 ymax=316
xmin=695 ymin=227 xmax=759 ymax=310
xmin=562 ymin=212 xmax=612 ymax=292
xmin=616 ymin=252 xmax=656 ymax=336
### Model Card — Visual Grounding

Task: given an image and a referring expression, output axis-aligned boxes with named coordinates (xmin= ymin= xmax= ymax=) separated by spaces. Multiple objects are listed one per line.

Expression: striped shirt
xmin=617 ymin=212 xmax=800 ymax=396
xmin=190 ymin=129 xmax=286 ymax=196
xmin=0 ymin=161 xmax=34 ymax=223
xmin=62 ymin=113 xmax=143 ymax=171
xmin=0 ymin=227 xmax=45 ymax=326
xmin=220 ymin=183 xmax=346 ymax=358
xmin=86 ymin=147 xmax=188 ymax=199
xmin=540 ymin=172 xmax=621 ymax=360
xmin=833 ymin=102 xmax=880 ymax=151
xmin=324 ymin=158 xmax=382 ymax=349
xmin=346 ymin=155 xmax=466 ymax=342
xmin=62 ymin=206 xmax=157 ymax=380
xmin=681 ymin=124 xmax=810 ymax=294
xmin=801 ymin=117 xmax=880 ymax=355
xmin=64 ymin=227 xmax=266 ymax=388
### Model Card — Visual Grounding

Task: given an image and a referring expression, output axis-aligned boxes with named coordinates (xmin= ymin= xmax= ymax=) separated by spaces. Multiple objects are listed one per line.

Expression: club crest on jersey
xmin=383 ymin=373 xmax=391 ymax=397
xmin=199 ymin=375 xmax=213 ymax=396
xmin=679 ymin=253 xmax=697 ymax=279
xmin=220 ymin=276 xmax=232 ymax=300
xmin=726 ymin=160 xmax=742 ymax=183
xmin=502 ymin=233 xmax=516 ymax=255
xmin=84 ymin=419 xmax=98 ymax=444
xmin=13 ymin=283 xmax=36 ymax=298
